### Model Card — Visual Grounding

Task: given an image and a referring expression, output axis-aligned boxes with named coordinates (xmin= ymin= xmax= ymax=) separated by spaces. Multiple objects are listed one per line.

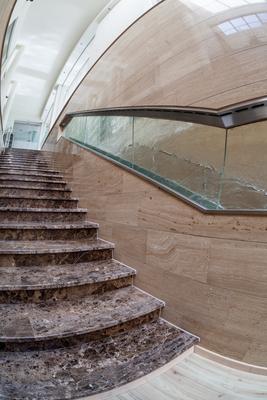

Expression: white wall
xmin=2 ymin=0 xmax=110 ymax=130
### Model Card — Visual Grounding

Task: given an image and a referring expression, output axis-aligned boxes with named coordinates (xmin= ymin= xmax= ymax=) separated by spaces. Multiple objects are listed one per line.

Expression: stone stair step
xmin=0 ymin=166 xmax=61 ymax=175
xmin=0 ymin=238 xmax=114 ymax=267
xmin=0 ymin=161 xmax=54 ymax=169
xmin=0 ymin=185 xmax=72 ymax=198
xmin=0 ymin=259 xmax=136 ymax=303
xmin=0 ymin=286 xmax=164 ymax=350
xmin=0 ymin=196 xmax=79 ymax=209
xmin=0 ymin=148 xmax=199 ymax=398
xmin=0 ymin=164 xmax=61 ymax=175
xmin=0 ymin=171 xmax=64 ymax=181
xmin=0 ymin=152 xmax=57 ymax=159
xmin=0 ymin=319 xmax=198 ymax=399
xmin=0 ymin=162 xmax=63 ymax=170
xmin=0 ymin=154 xmax=57 ymax=161
xmin=0 ymin=207 xmax=87 ymax=223
xmin=0 ymin=178 xmax=67 ymax=189
xmin=0 ymin=221 xmax=98 ymax=240
xmin=4 ymin=149 xmax=51 ymax=154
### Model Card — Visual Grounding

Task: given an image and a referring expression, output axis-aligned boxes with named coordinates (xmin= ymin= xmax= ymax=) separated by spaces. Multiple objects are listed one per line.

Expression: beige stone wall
xmin=43 ymin=135 xmax=267 ymax=367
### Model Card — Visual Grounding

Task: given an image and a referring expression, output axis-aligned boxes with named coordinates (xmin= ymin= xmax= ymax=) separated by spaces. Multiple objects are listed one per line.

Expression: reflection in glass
xmin=64 ymin=115 xmax=267 ymax=211
xmin=221 ymin=121 xmax=267 ymax=209
xmin=65 ymin=115 xmax=227 ymax=210
xmin=133 ymin=118 xmax=226 ymax=206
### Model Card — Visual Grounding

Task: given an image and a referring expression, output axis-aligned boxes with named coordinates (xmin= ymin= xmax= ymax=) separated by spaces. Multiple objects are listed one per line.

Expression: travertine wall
xmin=43 ymin=135 xmax=267 ymax=367
xmin=49 ymin=0 xmax=267 ymax=135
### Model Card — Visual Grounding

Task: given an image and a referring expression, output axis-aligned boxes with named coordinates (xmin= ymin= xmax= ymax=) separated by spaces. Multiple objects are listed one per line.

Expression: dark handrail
xmin=60 ymin=96 xmax=267 ymax=130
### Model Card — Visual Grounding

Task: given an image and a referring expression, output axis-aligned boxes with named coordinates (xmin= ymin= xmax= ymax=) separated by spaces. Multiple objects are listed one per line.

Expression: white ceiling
xmin=5 ymin=0 xmax=110 ymax=124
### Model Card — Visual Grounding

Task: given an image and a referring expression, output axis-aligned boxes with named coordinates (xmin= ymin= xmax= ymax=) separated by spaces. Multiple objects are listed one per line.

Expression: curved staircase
xmin=0 ymin=149 xmax=198 ymax=399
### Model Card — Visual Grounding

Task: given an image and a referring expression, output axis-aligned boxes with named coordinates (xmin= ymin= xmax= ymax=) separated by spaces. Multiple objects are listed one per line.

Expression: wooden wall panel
xmin=43 ymin=136 xmax=267 ymax=367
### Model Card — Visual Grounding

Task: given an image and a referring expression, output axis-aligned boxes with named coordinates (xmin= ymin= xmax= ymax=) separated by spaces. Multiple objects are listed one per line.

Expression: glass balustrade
xmin=64 ymin=115 xmax=267 ymax=211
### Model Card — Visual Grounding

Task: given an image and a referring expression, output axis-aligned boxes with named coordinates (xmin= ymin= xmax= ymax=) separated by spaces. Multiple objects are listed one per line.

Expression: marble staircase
xmin=0 ymin=148 xmax=198 ymax=399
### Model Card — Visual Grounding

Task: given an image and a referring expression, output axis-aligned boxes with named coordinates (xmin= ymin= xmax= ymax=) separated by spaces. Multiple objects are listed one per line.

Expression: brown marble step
xmin=0 ymin=152 xmax=57 ymax=159
xmin=0 ymin=161 xmax=63 ymax=170
xmin=0 ymin=195 xmax=79 ymax=209
xmin=0 ymin=221 xmax=98 ymax=240
xmin=0 ymin=161 xmax=53 ymax=168
xmin=0 ymin=154 xmax=57 ymax=161
xmin=0 ymin=207 xmax=87 ymax=223
xmin=4 ymin=151 xmax=57 ymax=158
xmin=0 ymin=171 xmax=64 ymax=181
xmin=0 ymin=163 xmax=60 ymax=170
xmin=0 ymin=178 xmax=67 ymax=189
xmin=0 ymin=166 xmax=61 ymax=175
xmin=5 ymin=149 xmax=54 ymax=155
xmin=0 ymin=154 xmax=59 ymax=161
xmin=0 ymin=155 xmax=52 ymax=160
xmin=0 ymin=286 xmax=164 ymax=350
xmin=0 ymin=259 xmax=136 ymax=303
xmin=0 ymin=319 xmax=198 ymax=399
xmin=0 ymin=185 xmax=72 ymax=199
xmin=0 ymin=238 xmax=114 ymax=267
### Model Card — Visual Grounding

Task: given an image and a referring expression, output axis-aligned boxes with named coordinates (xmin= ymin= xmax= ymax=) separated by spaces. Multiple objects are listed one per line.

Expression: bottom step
xmin=0 ymin=319 xmax=198 ymax=400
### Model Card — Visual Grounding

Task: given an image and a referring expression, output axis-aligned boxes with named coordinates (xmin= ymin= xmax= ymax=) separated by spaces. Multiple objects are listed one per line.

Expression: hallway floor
xmin=89 ymin=348 xmax=267 ymax=400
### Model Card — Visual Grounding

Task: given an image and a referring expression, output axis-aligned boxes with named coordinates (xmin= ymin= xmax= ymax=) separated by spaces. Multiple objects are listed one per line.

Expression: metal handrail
xmin=59 ymin=96 xmax=267 ymax=131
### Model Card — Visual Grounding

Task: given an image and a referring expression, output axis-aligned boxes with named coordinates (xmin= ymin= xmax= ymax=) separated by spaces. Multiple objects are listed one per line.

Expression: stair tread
xmin=0 ymin=319 xmax=197 ymax=399
xmin=0 ymin=195 xmax=78 ymax=200
xmin=0 ymin=166 xmax=61 ymax=173
xmin=0 ymin=238 xmax=113 ymax=254
xmin=0 ymin=149 xmax=199 ymax=399
xmin=0 ymin=286 xmax=163 ymax=342
xmin=0 ymin=184 xmax=71 ymax=191
xmin=0 ymin=166 xmax=60 ymax=172
xmin=0 ymin=177 xmax=66 ymax=184
xmin=0 ymin=221 xmax=98 ymax=229
xmin=0 ymin=171 xmax=63 ymax=178
xmin=0 ymin=207 xmax=87 ymax=213
xmin=0 ymin=259 xmax=135 ymax=291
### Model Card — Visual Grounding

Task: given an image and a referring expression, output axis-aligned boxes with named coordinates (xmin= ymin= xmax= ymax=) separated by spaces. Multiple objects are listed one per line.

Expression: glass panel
xmin=65 ymin=115 xmax=134 ymax=165
xmin=221 ymin=121 xmax=267 ymax=209
xmin=64 ymin=115 xmax=267 ymax=211
xmin=64 ymin=115 xmax=227 ymax=210
xmin=133 ymin=118 xmax=226 ymax=208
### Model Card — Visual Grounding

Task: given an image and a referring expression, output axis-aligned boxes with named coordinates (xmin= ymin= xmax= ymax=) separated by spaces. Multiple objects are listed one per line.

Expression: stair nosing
xmin=0 ymin=195 xmax=78 ymax=201
xmin=0 ymin=167 xmax=61 ymax=173
xmin=0 ymin=238 xmax=114 ymax=254
xmin=0 ymin=221 xmax=98 ymax=229
xmin=0 ymin=172 xmax=64 ymax=178
xmin=0 ymin=185 xmax=71 ymax=192
xmin=0 ymin=260 xmax=136 ymax=291
xmin=0 ymin=177 xmax=66 ymax=184
xmin=0 ymin=207 xmax=87 ymax=213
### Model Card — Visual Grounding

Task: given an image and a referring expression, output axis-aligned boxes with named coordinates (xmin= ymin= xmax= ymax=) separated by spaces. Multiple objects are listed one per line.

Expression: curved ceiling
xmin=2 ymin=0 xmax=110 ymax=125
xmin=54 ymin=0 xmax=267 ymax=123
